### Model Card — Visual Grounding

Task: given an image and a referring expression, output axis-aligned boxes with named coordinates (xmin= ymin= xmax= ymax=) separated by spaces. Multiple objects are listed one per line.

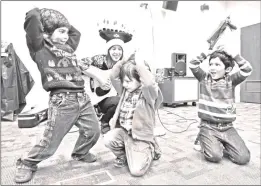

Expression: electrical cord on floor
xmin=68 ymin=130 xmax=79 ymax=133
xmin=157 ymin=109 xmax=198 ymax=134
xmin=68 ymin=108 xmax=198 ymax=134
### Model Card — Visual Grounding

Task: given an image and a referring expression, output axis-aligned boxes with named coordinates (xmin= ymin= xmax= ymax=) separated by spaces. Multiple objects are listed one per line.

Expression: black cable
xmin=68 ymin=130 xmax=79 ymax=133
xmin=157 ymin=108 xmax=198 ymax=134
xmin=68 ymin=106 xmax=199 ymax=134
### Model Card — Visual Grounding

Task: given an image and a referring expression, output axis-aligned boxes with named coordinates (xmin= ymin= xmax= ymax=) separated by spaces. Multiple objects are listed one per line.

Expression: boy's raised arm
xmin=24 ymin=8 xmax=44 ymax=52
xmin=189 ymin=53 xmax=208 ymax=82
xmin=66 ymin=25 xmax=81 ymax=52
xmin=231 ymin=54 xmax=253 ymax=86
xmin=110 ymin=59 xmax=126 ymax=80
xmin=135 ymin=52 xmax=159 ymax=104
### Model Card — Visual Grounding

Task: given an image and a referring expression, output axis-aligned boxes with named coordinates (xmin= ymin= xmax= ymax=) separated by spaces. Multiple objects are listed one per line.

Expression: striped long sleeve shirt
xmin=189 ymin=54 xmax=253 ymax=123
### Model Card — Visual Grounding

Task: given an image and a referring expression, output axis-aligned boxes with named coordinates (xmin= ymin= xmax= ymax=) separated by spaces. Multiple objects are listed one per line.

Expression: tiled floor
xmin=1 ymin=103 xmax=260 ymax=185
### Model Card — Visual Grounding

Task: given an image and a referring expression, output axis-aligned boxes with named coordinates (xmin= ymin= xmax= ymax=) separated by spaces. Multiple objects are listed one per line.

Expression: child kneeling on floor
xmin=189 ymin=45 xmax=252 ymax=165
xmin=103 ymin=52 xmax=163 ymax=176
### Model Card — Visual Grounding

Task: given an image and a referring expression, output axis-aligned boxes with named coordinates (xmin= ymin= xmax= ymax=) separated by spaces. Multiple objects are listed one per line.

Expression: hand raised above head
xmin=134 ymin=49 xmax=146 ymax=65
xmin=215 ymin=44 xmax=238 ymax=58
xmin=201 ymin=45 xmax=226 ymax=59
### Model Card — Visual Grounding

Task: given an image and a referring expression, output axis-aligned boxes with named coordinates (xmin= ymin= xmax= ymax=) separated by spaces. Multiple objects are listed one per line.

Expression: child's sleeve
xmin=91 ymin=55 xmax=102 ymax=67
xmin=79 ymin=55 xmax=100 ymax=69
xmin=136 ymin=62 xmax=159 ymax=105
xmin=231 ymin=54 xmax=253 ymax=86
xmin=80 ymin=55 xmax=108 ymax=82
xmin=24 ymin=8 xmax=44 ymax=52
xmin=189 ymin=53 xmax=207 ymax=82
xmin=66 ymin=25 xmax=81 ymax=52
xmin=110 ymin=60 xmax=125 ymax=80
xmin=78 ymin=57 xmax=92 ymax=71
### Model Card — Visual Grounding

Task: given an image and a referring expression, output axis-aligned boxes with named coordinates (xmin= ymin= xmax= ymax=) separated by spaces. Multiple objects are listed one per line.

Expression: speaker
xmin=162 ymin=1 xmax=179 ymax=11
xmin=171 ymin=53 xmax=187 ymax=76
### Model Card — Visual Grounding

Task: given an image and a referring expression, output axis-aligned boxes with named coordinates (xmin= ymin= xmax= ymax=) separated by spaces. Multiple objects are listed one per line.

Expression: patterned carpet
xmin=1 ymin=103 xmax=260 ymax=185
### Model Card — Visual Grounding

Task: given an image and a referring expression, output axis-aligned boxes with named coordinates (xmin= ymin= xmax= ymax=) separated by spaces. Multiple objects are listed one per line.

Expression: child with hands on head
xmin=104 ymin=50 xmax=163 ymax=176
xmin=190 ymin=44 xmax=252 ymax=165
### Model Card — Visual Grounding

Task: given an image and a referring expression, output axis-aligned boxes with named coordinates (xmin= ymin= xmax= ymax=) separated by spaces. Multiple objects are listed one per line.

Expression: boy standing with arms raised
xmin=15 ymin=8 xmax=100 ymax=183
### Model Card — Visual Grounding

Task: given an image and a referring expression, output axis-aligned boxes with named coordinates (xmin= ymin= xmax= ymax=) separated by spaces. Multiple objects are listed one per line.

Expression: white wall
xmin=2 ymin=1 xmax=260 ymax=106
xmin=148 ymin=1 xmax=228 ymax=71
xmin=224 ymin=1 xmax=261 ymax=102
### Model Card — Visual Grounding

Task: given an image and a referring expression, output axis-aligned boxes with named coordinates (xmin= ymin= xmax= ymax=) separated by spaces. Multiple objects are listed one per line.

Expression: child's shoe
xmin=14 ymin=159 xmax=37 ymax=183
xmin=193 ymin=139 xmax=202 ymax=152
xmin=113 ymin=157 xmax=127 ymax=168
xmin=73 ymin=152 xmax=97 ymax=163
xmin=101 ymin=122 xmax=110 ymax=134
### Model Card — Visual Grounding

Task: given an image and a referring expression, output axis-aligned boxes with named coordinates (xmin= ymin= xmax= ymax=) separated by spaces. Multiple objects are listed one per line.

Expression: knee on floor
xmin=129 ymin=166 xmax=146 ymax=177
xmin=203 ymin=149 xmax=223 ymax=163
xmin=232 ymin=150 xmax=251 ymax=165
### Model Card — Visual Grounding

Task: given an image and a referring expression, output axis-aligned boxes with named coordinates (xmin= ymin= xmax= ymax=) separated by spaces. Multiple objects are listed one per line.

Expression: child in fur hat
xmin=14 ymin=8 xmax=100 ymax=183
xmin=103 ymin=51 xmax=163 ymax=176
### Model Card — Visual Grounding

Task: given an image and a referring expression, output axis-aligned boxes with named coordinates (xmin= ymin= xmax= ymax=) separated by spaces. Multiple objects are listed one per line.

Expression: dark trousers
xmin=199 ymin=120 xmax=250 ymax=165
xmin=18 ymin=92 xmax=100 ymax=168
xmin=97 ymin=96 xmax=120 ymax=123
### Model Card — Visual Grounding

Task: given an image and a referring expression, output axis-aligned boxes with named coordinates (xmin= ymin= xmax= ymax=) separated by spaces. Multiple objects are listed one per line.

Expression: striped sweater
xmin=189 ymin=54 xmax=253 ymax=123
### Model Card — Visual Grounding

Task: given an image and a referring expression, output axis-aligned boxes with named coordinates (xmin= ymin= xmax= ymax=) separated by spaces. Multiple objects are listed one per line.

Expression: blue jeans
xmin=199 ymin=120 xmax=250 ymax=165
xmin=17 ymin=91 xmax=100 ymax=168
xmin=103 ymin=128 xmax=154 ymax=177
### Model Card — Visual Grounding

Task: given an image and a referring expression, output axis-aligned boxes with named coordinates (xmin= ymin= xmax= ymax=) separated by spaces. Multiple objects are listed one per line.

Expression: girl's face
xmin=109 ymin=45 xmax=123 ymax=62
xmin=50 ymin=27 xmax=69 ymax=45
xmin=122 ymin=76 xmax=141 ymax=93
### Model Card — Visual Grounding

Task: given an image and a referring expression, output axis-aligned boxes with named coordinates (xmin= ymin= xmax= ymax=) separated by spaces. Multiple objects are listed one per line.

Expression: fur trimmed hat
xmin=40 ymin=8 xmax=71 ymax=34
xmin=98 ymin=19 xmax=134 ymax=51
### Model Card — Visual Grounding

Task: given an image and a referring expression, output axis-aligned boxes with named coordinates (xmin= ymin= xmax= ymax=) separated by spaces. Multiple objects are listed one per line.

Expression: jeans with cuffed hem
xmin=18 ymin=91 xmax=100 ymax=169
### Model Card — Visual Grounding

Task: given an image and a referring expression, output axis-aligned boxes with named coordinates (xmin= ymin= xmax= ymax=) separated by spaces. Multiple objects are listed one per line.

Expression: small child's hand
xmin=134 ymin=49 xmax=146 ymax=66
xmin=201 ymin=45 xmax=228 ymax=59
xmin=215 ymin=44 xmax=238 ymax=58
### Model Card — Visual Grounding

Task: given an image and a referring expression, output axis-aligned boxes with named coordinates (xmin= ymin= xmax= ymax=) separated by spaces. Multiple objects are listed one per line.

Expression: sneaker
xmin=114 ymin=157 xmax=127 ymax=168
xmin=14 ymin=160 xmax=37 ymax=183
xmin=153 ymin=151 xmax=161 ymax=160
xmin=193 ymin=139 xmax=202 ymax=152
xmin=101 ymin=122 xmax=110 ymax=134
xmin=223 ymin=149 xmax=229 ymax=158
xmin=75 ymin=152 xmax=97 ymax=163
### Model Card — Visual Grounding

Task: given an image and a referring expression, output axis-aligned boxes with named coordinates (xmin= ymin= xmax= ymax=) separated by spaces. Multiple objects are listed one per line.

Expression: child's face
xmin=109 ymin=45 xmax=123 ymax=62
xmin=122 ymin=76 xmax=141 ymax=93
xmin=50 ymin=27 xmax=69 ymax=45
xmin=209 ymin=57 xmax=227 ymax=80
